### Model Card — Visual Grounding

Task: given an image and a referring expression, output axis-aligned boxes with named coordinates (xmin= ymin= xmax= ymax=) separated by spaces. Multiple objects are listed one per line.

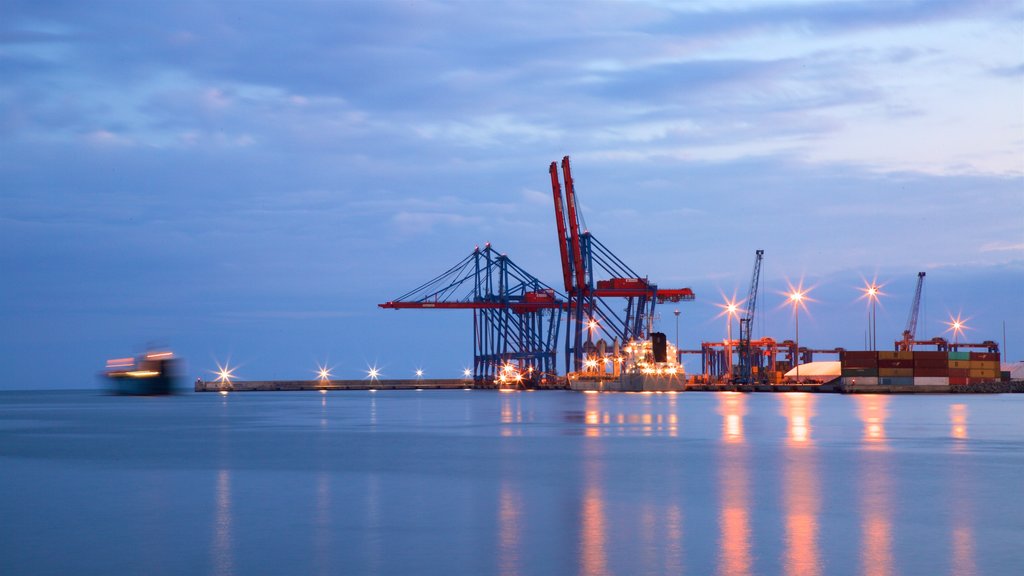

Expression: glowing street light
xmin=945 ymin=313 xmax=968 ymax=345
xmin=315 ymin=361 xmax=333 ymax=383
xmin=858 ymin=280 xmax=884 ymax=351
xmin=463 ymin=368 xmax=472 ymax=379
xmin=415 ymin=368 xmax=424 ymax=380
xmin=786 ymin=285 xmax=811 ymax=382
xmin=366 ymin=366 xmax=380 ymax=381
xmin=716 ymin=295 xmax=744 ymax=374
xmin=212 ymin=360 xmax=236 ymax=384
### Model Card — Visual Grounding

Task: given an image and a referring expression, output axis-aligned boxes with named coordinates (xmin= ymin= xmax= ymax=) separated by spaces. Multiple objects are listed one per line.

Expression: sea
xmin=1 ymin=389 xmax=1021 ymax=576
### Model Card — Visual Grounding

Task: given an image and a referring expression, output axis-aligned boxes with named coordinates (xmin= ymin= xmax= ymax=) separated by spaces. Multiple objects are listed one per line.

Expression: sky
xmin=1 ymin=0 xmax=1022 ymax=389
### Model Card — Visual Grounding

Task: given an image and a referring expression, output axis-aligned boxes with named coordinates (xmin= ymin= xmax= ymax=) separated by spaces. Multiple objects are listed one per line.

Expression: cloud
xmin=980 ymin=241 xmax=1024 ymax=253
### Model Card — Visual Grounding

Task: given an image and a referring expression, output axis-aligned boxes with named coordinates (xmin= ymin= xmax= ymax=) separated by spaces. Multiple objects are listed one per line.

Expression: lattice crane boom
xmin=735 ymin=250 xmax=764 ymax=383
xmin=897 ymin=272 xmax=926 ymax=351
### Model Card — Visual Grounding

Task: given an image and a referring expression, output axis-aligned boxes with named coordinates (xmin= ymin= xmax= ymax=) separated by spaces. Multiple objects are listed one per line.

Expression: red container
xmin=914 ymin=359 xmax=948 ymax=369
xmin=970 ymin=352 xmax=999 ymax=361
xmin=949 ymin=368 xmax=970 ymax=378
xmin=878 ymin=359 xmax=913 ymax=369
xmin=913 ymin=351 xmax=948 ymax=360
xmin=914 ymin=368 xmax=949 ymax=377
xmin=949 ymin=377 xmax=968 ymax=385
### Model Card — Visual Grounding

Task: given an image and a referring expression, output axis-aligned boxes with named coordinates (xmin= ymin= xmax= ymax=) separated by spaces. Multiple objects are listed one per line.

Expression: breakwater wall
xmin=195 ymin=378 xmax=471 ymax=392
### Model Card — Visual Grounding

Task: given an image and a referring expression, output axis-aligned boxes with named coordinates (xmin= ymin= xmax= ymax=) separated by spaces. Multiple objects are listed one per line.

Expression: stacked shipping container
xmin=840 ymin=350 xmax=1001 ymax=386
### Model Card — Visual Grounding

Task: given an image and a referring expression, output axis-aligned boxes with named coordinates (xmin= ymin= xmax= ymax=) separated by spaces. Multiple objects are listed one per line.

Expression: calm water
xmin=1 ymin=389 xmax=1022 ymax=575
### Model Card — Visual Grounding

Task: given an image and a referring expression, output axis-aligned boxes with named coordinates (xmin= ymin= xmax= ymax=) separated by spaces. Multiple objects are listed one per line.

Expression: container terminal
xmin=199 ymin=157 xmax=1019 ymax=394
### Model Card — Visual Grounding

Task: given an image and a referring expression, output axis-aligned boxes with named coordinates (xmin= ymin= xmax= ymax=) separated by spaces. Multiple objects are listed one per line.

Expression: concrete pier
xmin=195 ymin=378 xmax=472 ymax=392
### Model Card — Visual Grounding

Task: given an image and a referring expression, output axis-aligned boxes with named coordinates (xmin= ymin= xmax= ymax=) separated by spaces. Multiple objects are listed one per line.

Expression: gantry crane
xmin=380 ymin=244 xmax=563 ymax=387
xmin=549 ymin=156 xmax=694 ymax=373
xmin=734 ymin=250 xmax=764 ymax=383
xmin=895 ymin=272 xmax=926 ymax=351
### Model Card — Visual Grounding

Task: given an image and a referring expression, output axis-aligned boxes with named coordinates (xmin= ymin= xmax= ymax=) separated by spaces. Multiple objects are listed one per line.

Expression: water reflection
xmin=580 ymin=393 xmax=679 ymax=437
xmin=212 ymin=469 xmax=233 ymax=576
xmin=498 ymin=479 xmax=522 ymax=576
xmin=314 ymin=472 xmax=331 ymax=576
xmin=949 ymin=404 xmax=976 ymax=575
xmin=579 ymin=400 xmax=607 ymax=576
xmin=780 ymin=394 xmax=820 ymax=576
xmin=501 ymin=393 xmax=523 ymax=437
xmin=718 ymin=393 xmax=751 ymax=576
xmin=856 ymin=395 xmax=892 ymax=576
xmin=856 ymin=395 xmax=889 ymax=450
xmin=950 ymin=404 xmax=968 ymax=442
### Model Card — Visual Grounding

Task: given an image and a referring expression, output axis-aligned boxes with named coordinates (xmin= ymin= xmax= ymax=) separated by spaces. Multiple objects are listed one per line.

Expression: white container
xmin=914 ymin=376 xmax=949 ymax=386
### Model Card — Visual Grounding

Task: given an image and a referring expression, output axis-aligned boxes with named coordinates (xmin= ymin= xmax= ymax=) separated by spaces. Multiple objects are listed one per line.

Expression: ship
xmin=567 ymin=332 xmax=687 ymax=392
xmin=103 ymin=350 xmax=181 ymax=395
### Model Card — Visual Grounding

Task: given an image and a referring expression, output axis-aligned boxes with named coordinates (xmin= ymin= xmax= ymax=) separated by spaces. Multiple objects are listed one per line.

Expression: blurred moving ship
xmin=103 ymin=350 xmax=181 ymax=395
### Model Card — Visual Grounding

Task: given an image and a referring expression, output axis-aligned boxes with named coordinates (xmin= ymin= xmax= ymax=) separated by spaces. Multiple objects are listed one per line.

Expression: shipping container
xmin=949 ymin=377 xmax=968 ymax=385
xmin=967 ymin=378 xmax=994 ymax=385
xmin=948 ymin=351 xmax=970 ymax=361
xmin=914 ymin=358 xmax=947 ymax=369
xmin=841 ymin=368 xmax=879 ymax=377
xmin=1002 ymin=371 xmax=1011 ymax=382
xmin=969 ymin=352 xmax=999 ymax=361
xmin=914 ymin=367 xmax=949 ymax=377
xmin=843 ymin=358 xmax=879 ymax=369
xmin=949 ymin=368 xmax=970 ymax=378
xmin=843 ymin=376 xmax=878 ymax=386
xmin=914 ymin=377 xmax=949 ymax=386
xmin=878 ymin=359 xmax=913 ymax=369
xmin=878 ymin=368 xmax=914 ymax=377
xmin=949 ymin=360 xmax=971 ymax=369
xmin=843 ymin=351 xmax=879 ymax=359
xmin=879 ymin=377 xmax=915 ymax=386
xmin=914 ymin=351 xmax=948 ymax=361
xmin=968 ymin=369 xmax=998 ymax=379
xmin=878 ymin=351 xmax=898 ymax=360
xmin=970 ymin=360 xmax=999 ymax=371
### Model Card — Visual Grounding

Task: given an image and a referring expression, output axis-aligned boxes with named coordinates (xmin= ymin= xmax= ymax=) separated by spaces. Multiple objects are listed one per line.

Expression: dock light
xmin=366 ymin=366 xmax=380 ymax=381
xmin=463 ymin=368 xmax=472 ymax=378
xmin=858 ymin=279 xmax=885 ymax=351
xmin=945 ymin=313 xmax=969 ymax=344
xmin=785 ymin=283 xmax=812 ymax=383
xmin=415 ymin=369 xmax=424 ymax=379
xmin=212 ymin=360 xmax=236 ymax=383
xmin=315 ymin=362 xmax=333 ymax=382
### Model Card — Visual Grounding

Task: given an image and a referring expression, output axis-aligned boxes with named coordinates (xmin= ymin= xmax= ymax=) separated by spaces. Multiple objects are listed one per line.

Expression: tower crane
xmin=735 ymin=250 xmax=764 ymax=383
xmin=895 ymin=272 xmax=926 ymax=351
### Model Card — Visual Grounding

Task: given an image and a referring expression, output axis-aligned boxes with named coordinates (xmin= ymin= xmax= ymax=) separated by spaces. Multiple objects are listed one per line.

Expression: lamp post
xmin=867 ymin=284 xmax=879 ymax=351
xmin=789 ymin=290 xmax=804 ymax=382
xmin=674 ymin=309 xmax=680 ymax=362
xmin=726 ymin=303 xmax=738 ymax=373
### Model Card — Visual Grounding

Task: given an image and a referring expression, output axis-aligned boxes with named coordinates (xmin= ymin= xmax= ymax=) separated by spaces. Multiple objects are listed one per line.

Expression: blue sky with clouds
xmin=2 ymin=0 xmax=1022 ymax=388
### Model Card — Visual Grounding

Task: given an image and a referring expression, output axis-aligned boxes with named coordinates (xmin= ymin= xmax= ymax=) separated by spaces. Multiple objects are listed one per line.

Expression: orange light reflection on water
xmin=579 ymin=437 xmax=607 ymax=576
xmin=780 ymin=393 xmax=820 ymax=576
xmin=856 ymin=395 xmax=889 ymax=450
xmin=856 ymin=395 xmax=892 ymax=576
xmin=717 ymin=393 xmax=751 ymax=576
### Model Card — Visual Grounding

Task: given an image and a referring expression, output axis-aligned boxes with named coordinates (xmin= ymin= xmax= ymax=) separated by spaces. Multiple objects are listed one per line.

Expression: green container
xmin=948 ymin=351 xmax=970 ymax=360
